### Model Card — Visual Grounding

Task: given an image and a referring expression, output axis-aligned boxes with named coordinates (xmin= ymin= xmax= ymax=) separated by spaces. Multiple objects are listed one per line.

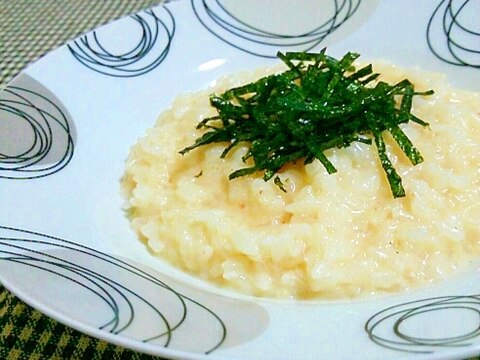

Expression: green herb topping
xmin=180 ymin=50 xmax=433 ymax=198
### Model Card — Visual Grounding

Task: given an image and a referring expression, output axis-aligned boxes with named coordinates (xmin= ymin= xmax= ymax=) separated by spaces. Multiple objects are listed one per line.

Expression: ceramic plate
xmin=1 ymin=0 xmax=480 ymax=359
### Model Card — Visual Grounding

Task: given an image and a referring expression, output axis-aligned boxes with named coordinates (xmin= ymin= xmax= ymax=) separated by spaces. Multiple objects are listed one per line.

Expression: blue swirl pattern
xmin=366 ymin=295 xmax=480 ymax=353
xmin=0 ymin=83 xmax=74 ymax=179
xmin=0 ymin=225 xmax=227 ymax=354
xmin=191 ymin=0 xmax=362 ymax=58
xmin=68 ymin=6 xmax=175 ymax=77
xmin=427 ymin=0 xmax=480 ymax=68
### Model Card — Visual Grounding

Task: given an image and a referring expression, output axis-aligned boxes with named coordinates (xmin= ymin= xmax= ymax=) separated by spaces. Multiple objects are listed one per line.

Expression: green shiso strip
xmin=180 ymin=49 xmax=433 ymax=198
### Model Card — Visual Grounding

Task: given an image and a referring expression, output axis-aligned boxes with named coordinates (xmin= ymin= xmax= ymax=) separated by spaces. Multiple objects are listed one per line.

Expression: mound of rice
xmin=121 ymin=62 xmax=480 ymax=299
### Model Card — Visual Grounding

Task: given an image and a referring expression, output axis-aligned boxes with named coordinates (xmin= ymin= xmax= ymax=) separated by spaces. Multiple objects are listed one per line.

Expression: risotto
xmin=121 ymin=61 xmax=480 ymax=299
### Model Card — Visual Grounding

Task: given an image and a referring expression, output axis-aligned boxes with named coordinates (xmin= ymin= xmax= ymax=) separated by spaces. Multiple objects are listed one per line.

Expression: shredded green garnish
xmin=180 ymin=49 xmax=434 ymax=198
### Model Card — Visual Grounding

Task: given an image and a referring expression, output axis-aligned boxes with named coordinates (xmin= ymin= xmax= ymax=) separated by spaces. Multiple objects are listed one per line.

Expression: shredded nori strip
xmin=180 ymin=49 xmax=434 ymax=198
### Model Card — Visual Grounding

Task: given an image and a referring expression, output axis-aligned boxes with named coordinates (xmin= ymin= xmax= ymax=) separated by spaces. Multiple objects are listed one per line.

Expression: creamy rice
xmin=121 ymin=62 xmax=480 ymax=299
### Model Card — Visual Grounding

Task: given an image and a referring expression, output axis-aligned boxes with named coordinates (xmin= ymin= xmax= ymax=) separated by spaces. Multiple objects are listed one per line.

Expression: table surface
xmin=1 ymin=1 xmax=479 ymax=360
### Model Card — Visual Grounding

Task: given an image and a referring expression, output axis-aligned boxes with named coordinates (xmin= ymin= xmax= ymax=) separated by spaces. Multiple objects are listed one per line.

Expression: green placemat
xmin=0 ymin=288 xmax=162 ymax=360
xmin=0 ymin=1 xmax=165 ymax=358
xmin=0 ymin=0 xmax=162 ymax=88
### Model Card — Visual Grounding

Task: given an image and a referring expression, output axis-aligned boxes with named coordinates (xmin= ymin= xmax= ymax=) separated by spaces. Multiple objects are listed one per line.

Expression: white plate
xmin=1 ymin=0 xmax=480 ymax=359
